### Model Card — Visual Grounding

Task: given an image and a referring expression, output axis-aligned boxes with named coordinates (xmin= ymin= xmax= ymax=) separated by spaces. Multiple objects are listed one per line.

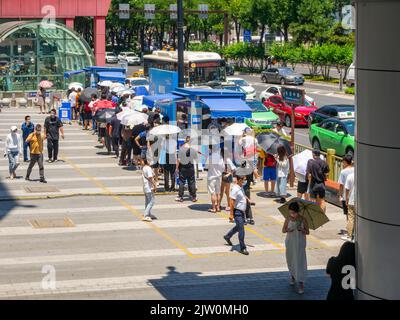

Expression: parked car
xmin=259 ymin=85 xmax=314 ymax=104
xmin=126 ymin=77 xmax=150 ymax=91
xmin=264 ymin=95 xmax=318 ymax=127
xmin=308 ymin=104 xmax=355 ymax=126
xmin=346 ymin=62 xmax=355 ymax=87
xmin=118 ymin=52 xmax=141 ymax=66
xmin=226 ymin=63 xmax=235 ymax=76
xmin=309 ymin=117 xmax=355 ymax=157
xmin=261 ymin=67 xmax=304 ymax=85
xmin=244 ymin=100 xmax=280 ymax=129
xmin=106 ymin=52 xmax=119 ymax=64
xmin=227 ymin=77 xmax=256 ymax=100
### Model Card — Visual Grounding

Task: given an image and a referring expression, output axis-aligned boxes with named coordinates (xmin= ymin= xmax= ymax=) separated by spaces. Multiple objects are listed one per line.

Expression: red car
xmin=263 ymin=95 xmax=318 ymax=127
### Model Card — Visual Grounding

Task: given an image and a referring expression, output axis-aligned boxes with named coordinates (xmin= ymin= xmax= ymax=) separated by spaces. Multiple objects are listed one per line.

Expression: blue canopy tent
xmin=134 ymin=86 xmax=150 ymax=96
xmin=201 ymin=98 xmax=251 ymax=120
xmin=142 ymin=93 xmax=183 ymax=119
xmin=97 ymin=71 xmax=126 ymax=84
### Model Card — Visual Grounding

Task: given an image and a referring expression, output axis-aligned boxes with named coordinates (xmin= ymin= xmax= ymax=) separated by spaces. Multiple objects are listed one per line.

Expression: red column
xmin=94 ymin=16 xmax=106 ymax=66
xmin=65 ymin=18 xmax=74 ymax=30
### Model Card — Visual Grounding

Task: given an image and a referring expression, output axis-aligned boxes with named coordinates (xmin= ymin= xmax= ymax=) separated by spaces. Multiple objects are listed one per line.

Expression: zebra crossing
xmin=0 ymin=107 xmax=345 ymax=299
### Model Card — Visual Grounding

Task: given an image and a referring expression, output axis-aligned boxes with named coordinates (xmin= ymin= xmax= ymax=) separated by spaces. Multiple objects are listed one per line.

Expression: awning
xmin=97 ymin=71 xmax=126 ymax=83
xmin=201 ymin=98 xmax=252 ymax=119
xmin=134 ymin=86 xmax=149 ymax=96
xmin=142 ymin=94 xmax=182 ymax=108
xmin=64 ymin=69 xmax=85 ymax=78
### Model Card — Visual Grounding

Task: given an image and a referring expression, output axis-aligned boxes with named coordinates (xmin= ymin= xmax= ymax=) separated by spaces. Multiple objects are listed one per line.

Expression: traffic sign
xmin=144 ymin=4 xmax=155 ymax=20
xmin=170 ymin=4 xmax=177 ymax=20
xmin=281 ymin=87 xmax=305 ymax=105
xmin=243 ymin=30 xmax=252 ymax=43
xmin=119 ymin=4 xmax=130 ymax=20
xmin=198 ymin=4 xmax=208 ymax=19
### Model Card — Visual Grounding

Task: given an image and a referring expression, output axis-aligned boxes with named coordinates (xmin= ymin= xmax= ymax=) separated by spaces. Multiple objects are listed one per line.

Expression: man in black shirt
xmin=306 ymin=149 xmax=330 ymax=212
xmin=175 ymin=136 xmax=198 ymax=203
xmin=44 ymin=109 xmax=64 ymax=162
xmin=109 ymin=109 xmax=122 ymax=158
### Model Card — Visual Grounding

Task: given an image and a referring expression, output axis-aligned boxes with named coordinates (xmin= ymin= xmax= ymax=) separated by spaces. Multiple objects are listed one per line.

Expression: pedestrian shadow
xmin=96 ymin=152 xmax=113 ymax=156
xmin=121 ymin=166 xmax=139 ymax=172
xmin=256 ymin=192 xmax=292 ymax=199
xmin=188 ymin=203 xmax=212 ymax=212
xmin=148 ymin=265 xmax=330 ymax=300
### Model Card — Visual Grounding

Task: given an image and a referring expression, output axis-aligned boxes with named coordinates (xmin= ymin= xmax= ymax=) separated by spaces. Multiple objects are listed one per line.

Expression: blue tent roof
xmin=172 ymin=87 xmax=246 ymax=100
xmin=134 ymin=86 xmax=149 ymax=96
xmin=201 ymin=98 xmax=252 ymax=119
xmin=97 ymin=71 xmax=126 ymax=83
xmin=64 ymin=69 xmax=85 ymax=78
xmin=142 ymin=93 xmax=183 ymax=108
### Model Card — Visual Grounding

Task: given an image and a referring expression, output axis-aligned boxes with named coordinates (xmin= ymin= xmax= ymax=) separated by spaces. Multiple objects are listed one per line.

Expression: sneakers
xmin=47 ymin=159 xmax=54 ymax=163
xmin=149 ymin=215 xmax=157 ymax=220
xmin=223 ymin=235 xmax=233 ymax=246
xmin=175 ymin=197 xmax=183 ymax=202
xmin=248 ymin=219 xmax=255 ymax=225
xmin=240 ymin=249 xmax=249 ymax=256
xmin=25 ymin=176 xmax=31 ymax=181
xmin=341 ymin=235 xmax=352 ymax=241
xmin=40 ymin=178 xmax=47 ymax=184
xmin=191 ymin=197 xmax=198 ymax=203
xmin=142 ymin=216 xmax=152 ymax=222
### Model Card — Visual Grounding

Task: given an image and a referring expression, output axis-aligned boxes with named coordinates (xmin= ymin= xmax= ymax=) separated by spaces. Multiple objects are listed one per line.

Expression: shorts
xmin=310 ymin=182 xmax=326 ymax=199
xmin=263 ymin=167 xmax=277 ymax=181
xmin=222 ymin=173 xmax=233 ymax=184
xmin=207 ymin=177 xmax=222 ymax=194
xmin=297 ymin=181 xmax=309 ymax=194
xmin=84 ymin=112 xmax=92 ymax=120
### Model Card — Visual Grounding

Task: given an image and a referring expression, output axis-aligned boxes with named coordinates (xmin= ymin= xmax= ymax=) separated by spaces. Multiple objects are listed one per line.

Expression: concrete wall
xmin=355 ymin=0 xmax=400 ymax=300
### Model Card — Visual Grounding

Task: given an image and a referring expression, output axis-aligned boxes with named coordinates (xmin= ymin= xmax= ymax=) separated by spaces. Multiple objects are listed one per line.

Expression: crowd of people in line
xmin=1 ymin=83 xmax=356 ymax=299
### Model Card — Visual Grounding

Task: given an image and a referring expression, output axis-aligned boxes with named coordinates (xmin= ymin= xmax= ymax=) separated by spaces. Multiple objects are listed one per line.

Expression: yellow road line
xmin=60 ymin=154 xmax=203 ymax=259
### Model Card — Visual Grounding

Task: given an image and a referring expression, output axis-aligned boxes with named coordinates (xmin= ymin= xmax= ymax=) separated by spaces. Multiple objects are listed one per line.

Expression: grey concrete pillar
xmin=355 ymin=0 xmax=400 ymax=300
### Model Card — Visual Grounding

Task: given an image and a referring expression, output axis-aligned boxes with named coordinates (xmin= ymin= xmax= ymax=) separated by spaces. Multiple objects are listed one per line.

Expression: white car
xmin=118 ymin=52 xmax=141 ymax=65
xmin=105 ymin=52 xmax=118 ymax=64
xmin=226 ymin=77 xmax=256 ymax=100
xmin=126 ymin=77 xmax=150 ymax=91
xmin=259 ymin=85 xmax=315 ymax=105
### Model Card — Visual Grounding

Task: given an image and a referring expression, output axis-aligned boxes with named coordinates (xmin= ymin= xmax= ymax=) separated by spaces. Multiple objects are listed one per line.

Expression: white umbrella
xmin=98 ymin=80 xmax=114 ymax=87
xmin=117 ymin=108 xmax=135 ymax=121
xmin=121 ymin=112 xmax=148 ymax=126
xmin=292 ymin=149 xmax=324 ymax=176
xmin=150 ymin=124 xmax=181 ymax=136
xmin=222 ymin=123 xmax=250 ymax=136
xmin=110 ymin=82 xmax=125 ymax=89
xmin=68 ymin=82 xmax=83 ymax=90
xmin=111 ymin=86 xmax=126 ymax=93
xmin=118 ymin=90 xmax=134 ymax=97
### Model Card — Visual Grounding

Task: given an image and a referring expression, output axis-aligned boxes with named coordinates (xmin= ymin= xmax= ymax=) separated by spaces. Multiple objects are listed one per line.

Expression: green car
xmin=245 ymin=100 xmax=279 ymax=129
xmin=309 ymin=118 xmax=355 ymax=157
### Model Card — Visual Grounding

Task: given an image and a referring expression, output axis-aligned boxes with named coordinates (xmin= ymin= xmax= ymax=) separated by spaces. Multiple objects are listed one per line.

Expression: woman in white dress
xmin=282 ymin=201 xmax=309 ymax=294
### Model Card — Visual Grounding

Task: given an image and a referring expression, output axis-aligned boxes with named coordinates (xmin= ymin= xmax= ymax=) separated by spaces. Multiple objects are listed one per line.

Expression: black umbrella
xmin=257 ymin=132 xmax=292 ymax=156
xmin=94 ymin=108 xmax=116 ymax=123
xmin=83 ymin=87 xmax=98 ymax=100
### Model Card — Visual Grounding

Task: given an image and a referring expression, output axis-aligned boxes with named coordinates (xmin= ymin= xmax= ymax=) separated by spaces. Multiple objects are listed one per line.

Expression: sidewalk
xmin=0 ymin=107 xmax=346 ymax=300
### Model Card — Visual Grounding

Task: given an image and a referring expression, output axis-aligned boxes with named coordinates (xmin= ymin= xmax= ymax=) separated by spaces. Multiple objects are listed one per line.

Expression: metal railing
xmin=294 ymin=143 xmax=343 ymax=182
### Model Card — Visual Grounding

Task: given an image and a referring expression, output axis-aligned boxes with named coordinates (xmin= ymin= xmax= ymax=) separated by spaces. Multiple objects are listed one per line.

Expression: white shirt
xmin=230 ymin=184 xmax=247 ymax=212
xmin=69 ymin=92 xmax=77 ymax=107
xmin=5 ymin=132 xmax=23 ymax=154
xmin=338 ymin=166 xmax=354 ymax=201
xmin=207 ymin=153 xmax=225 ymax=179
xmin=142 ymin=165 xmax=154 ymax=193
xmin=345 ymin=172 xmax=355 ymax=206
xmin=274 ymin=127 xmax=288 ymax=136
xmin=277 ymin=158 xmax=289 ymax=178
xmin=295 ymin=172 xmax=306 ymax=183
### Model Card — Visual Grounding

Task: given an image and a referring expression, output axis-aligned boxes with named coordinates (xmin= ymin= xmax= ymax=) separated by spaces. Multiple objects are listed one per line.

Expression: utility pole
xmin=177 ymin=0 xmax=185 ymax=88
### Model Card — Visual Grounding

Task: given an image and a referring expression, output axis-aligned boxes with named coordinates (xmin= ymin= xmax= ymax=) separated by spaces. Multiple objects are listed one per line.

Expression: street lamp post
xmin=177 ymin=0 xmax=184 ymax=88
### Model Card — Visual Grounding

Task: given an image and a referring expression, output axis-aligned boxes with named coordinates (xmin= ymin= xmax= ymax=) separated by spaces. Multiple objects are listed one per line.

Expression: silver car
xmin=261 ymin=67 xmax=304 ymax=85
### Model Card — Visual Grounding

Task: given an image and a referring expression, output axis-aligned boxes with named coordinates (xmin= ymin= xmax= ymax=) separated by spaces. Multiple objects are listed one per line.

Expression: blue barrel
xmin=59 ymin=102 xmax=71 ymax=122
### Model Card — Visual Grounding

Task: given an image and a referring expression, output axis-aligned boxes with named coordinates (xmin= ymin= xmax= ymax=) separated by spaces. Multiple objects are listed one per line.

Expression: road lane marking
xmin=60 ymin=154 xmax=201 ymax=259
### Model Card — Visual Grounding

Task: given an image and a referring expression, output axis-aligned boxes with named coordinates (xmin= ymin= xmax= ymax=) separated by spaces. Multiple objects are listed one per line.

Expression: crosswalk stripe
xmin=0 ymin=244 xmax=280 ymax=266
xmin=0 ymin=163 xmax=119 ymax=170
xmin=0 ymin=218 xmax=229 ymax=236
xmin=0 ymin=175 xmax=140 ymax=184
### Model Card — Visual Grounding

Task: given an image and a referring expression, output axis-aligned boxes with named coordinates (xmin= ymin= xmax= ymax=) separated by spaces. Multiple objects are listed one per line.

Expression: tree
xmin=290 ymin=0 xmax=335 ymax=45
xmin=270 ymin=0 xmax=300 ymax=42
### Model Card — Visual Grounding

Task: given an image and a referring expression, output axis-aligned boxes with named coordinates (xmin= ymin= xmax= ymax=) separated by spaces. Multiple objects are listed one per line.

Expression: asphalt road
xmin=113 ymin=64 xmax=355 ymax=147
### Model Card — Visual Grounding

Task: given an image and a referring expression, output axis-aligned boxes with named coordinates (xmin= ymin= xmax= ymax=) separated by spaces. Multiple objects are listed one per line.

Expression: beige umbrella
xmin=278 ymin=198 xmax=330 ymax=230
